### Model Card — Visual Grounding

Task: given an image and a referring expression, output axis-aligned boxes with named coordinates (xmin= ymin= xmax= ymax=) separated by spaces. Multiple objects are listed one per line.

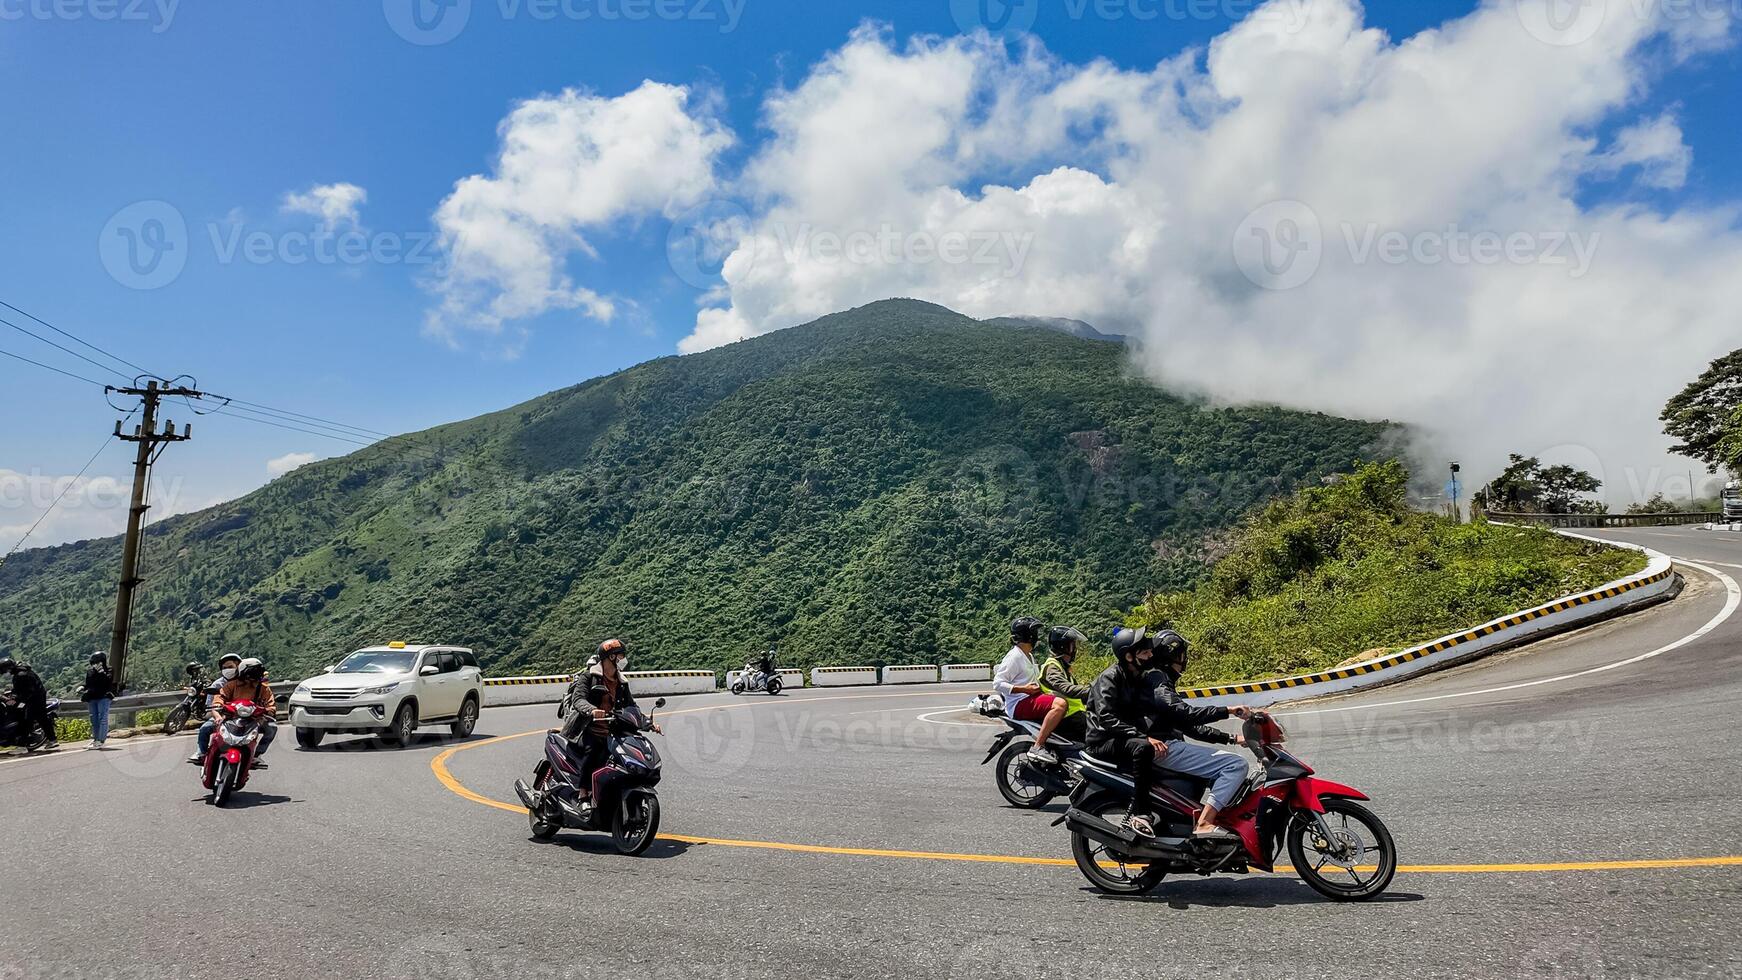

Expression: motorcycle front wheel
xmin=612 ymin=792 xmax=661 ymax=855
xmin=210 ymin=761 xmax=234 ymax=807
xmin=1286 ymin=799 xmax=1396 ymax=901
xmin=1070 ymin=793 xmax=1167 ymax=895
xmin=994 ymin=740 xmax=1054 ymax=808
xmin=729 ymin=682 xmax=745 ymax=695
xmin=162 ymin=704 xmax=191 ymax=736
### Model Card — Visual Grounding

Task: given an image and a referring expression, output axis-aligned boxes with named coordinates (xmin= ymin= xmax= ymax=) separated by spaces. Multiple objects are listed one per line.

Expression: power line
xmin=0 ymin=313 xmax=133 ymax=383
xmin=216 ymin=396 xmax=394 ymax=439
xmin=0 ymin=298 xmax=157 ymax=379
xmin=0 ymin=345 xmax=113 ymax=388
xmin=208 ymin=406 xmax=382 ymax=448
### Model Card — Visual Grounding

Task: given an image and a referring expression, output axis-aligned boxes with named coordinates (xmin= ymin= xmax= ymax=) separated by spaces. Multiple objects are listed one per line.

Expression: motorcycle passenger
xmin=559 ymin=639 xmax=660 ymax=818
xmin=993 ymin=616 xmax=1069 ymax=765
xmin=0 ymin=658 xmax=57 ymax=751
xmin=1039 ymin=626 xmax=1092 ymax=743
xmin=188 ymin=655 xmax=242 ymax=764
xmin=1086 ymin=627 xmax=1254 ymax=840
xmin=207 ymin=657 xmax=276 ymax=769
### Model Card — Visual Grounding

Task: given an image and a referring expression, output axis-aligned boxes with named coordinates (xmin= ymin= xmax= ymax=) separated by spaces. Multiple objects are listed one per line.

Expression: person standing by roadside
xmin=81 ymin=652 xmax=118 ymax=750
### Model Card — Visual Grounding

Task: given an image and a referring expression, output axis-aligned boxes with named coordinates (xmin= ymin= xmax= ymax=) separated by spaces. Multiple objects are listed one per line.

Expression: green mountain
xmin=0 ymin=299 xmax=1392 ymax=692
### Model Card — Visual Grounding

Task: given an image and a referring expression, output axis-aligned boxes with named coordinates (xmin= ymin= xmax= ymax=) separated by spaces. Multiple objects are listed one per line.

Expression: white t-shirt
xmin=993 ymin=645 xmax=1039 ymax=719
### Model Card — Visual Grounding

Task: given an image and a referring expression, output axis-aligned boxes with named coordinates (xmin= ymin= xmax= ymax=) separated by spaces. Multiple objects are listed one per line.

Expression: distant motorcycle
xmin=514 ymin=697 xmax=668 ymax=855
xmin=730 ymin=659 xmax=783 ymax=696
xmin=0 ymin=694 xmax=59 ymax=752
xmin=162 ymin=664 xmax=210 ymax=736
xmin=200 ymin=699 xmax=266 ymax=807
xmin=1060 ymin=711 xmax=1396 ymax=900
xmin=981 ymin=717 xmax=1084 ymax=808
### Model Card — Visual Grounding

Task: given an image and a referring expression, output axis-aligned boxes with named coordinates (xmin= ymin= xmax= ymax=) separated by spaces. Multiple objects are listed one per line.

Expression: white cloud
xmin=0 ymin=469 xmax=224 ymax=550
xmin=672 ymin=1 xmax=1739 ymax=504
xmin=426 ymin=81 xmax=733 ymax=345
xmin=282 ymin=182 xmax=368 ymax=230
xmin=266 ymin=452 xmax=320 ymax=478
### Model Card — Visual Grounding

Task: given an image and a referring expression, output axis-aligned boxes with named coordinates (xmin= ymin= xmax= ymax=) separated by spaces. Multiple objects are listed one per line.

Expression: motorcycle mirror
xmin=654 ymin=697 xmax=667 ymax=708
xmin=323 ymin=665 xmax=336 ymax=673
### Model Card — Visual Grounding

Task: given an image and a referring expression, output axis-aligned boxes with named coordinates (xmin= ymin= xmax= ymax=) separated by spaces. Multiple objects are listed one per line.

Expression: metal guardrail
xmin=1486 ymin=511 xmax=1720 ymax=529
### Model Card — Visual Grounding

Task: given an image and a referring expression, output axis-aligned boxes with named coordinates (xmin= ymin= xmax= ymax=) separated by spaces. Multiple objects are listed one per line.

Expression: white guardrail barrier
xmin=941 ymin=664 xmax=992 ymax=682
xmin=881 ymin=665 xmax=940 ymax=685
xmin=1182 ymin=536 xmax=1680 ymax=709
xmin=726 ymin=669 xmax=806 ymax=688
xmin=810 ymin=666 xmax=880 ymax=687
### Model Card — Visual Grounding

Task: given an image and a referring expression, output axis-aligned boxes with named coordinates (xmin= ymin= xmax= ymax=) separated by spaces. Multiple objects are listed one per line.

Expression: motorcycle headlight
xmin=364 ymin=681 xmax=400 ymax=696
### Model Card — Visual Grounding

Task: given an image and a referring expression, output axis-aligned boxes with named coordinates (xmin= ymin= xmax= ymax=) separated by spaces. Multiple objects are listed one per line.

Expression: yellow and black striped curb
xmin=813 ymin=666 xmax=879 ymax=673
xmin=1182 ymin=563 xmax=1676 ymax=698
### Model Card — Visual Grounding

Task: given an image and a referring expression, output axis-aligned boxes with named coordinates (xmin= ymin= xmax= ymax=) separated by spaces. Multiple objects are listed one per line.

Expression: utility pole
xmin=108 ymin=379 xmax=200 ymax=692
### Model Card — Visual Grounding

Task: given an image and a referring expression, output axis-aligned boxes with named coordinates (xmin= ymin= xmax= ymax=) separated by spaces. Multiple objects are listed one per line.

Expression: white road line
xmin=1286 ymin=560 xmax=1740 ymax=717
xmin=915 ymin=708 xmax=997 ymax=728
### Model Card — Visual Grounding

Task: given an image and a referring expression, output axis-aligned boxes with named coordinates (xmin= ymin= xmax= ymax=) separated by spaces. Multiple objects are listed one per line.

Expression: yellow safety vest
xmin=1039 ymin=657 xmax=1087 ymax=716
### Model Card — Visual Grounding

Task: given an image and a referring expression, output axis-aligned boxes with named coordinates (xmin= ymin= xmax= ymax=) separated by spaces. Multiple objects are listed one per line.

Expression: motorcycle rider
xmin=187 ymin=654 xmax=242 ymax=764
xmin=1086 ymin=627 xmax=1254 ymax=840
xmin=206 ymin=657 xmax=276 ymax=769
xmin=0 ymin=658 xmax=57 ymax=751
xmin=1038 ymin=626 xmax=1092 ymax=743
xmin=559 ymin=639 xmax=660 ymax=820
xmin=993 ymin=616 xmax=1069 ymax=765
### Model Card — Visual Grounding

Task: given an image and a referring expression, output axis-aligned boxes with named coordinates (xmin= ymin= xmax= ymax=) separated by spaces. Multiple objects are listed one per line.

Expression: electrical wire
xmin=0 ymin=313 xmax=133 ymax=383
xmin=0 ymin=345 xmax=113 ymax=388
xmin=0 ymin=298 xmax=158 ymax=379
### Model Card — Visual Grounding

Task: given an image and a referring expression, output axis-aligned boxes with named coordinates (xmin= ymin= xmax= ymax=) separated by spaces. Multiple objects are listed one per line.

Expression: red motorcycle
xmin=201 ymin=699 xmax=266 ymax=807
xmin=1060 ymin=712 xmax=1396 ymax=900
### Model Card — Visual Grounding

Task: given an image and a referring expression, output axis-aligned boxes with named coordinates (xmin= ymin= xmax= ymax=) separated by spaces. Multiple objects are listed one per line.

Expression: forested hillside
xmin=0 ymin=299 xmax=1391 ymax=692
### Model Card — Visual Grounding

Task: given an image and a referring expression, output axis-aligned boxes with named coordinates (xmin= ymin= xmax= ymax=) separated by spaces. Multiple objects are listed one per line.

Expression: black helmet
xmin=1109 ymin=627 xmax=1150 ymax=665
xmin=1047 ymin=626 xmax=1086 ymax=658
xmin=1152 ymin=629 xmax=1189 ymax=671
xmin=597 ymin=638 xmax=625 ymax=659
xmin=89 ymin=651 xmax=107 ymax=666
xmin=1010 ymin=617 xmax=1044 ymax=645
xmin=185 ymin=662 xmax=203 ymax=677
xmin=0 ymin=657 xmax=14 ymax=674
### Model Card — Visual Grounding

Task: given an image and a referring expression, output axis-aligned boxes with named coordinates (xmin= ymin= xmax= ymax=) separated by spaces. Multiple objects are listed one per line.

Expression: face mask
xmin=221 ymin=668 xmax=237 ymax=680
xmin=616 ymin=657 xmax=630 ymax=672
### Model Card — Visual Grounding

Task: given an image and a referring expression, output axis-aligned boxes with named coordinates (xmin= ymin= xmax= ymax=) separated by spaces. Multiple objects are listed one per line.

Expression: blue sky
xmin=3 ymin=0 xmax=1739 ymax=547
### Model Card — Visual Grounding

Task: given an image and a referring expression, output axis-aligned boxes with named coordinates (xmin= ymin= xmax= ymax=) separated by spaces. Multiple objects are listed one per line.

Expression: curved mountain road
xmin=4 ymin=526 xmax=1740 ymax=979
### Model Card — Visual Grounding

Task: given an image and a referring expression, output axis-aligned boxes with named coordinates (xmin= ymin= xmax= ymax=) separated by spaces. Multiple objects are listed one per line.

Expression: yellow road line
xmin=430 ymin=697 xmax=1742 ymax=876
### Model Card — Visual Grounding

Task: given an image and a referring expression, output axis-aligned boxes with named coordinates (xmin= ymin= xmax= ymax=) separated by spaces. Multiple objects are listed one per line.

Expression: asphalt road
xmin=4 ymin=525 xmax=1740 ymax=980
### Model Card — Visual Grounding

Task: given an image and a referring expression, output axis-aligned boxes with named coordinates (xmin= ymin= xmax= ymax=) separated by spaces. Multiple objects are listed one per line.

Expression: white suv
xmin=288 ymin=643 xmax=483 ymax=748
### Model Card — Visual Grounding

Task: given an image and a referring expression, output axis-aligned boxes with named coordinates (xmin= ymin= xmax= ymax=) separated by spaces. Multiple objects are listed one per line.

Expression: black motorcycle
xmin=0 ymin=694 xmax=61 ymax=752
xmin=981 ymin=716 xmax=1085 ymax=808
xmin=162 ymin=665 xmax=210 ymax=736
xmin=514 ymin=697 xmax=667 ymax=855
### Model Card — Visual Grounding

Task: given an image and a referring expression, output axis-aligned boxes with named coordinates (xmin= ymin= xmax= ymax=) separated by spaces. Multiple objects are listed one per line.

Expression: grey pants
xmin=1160 ymin=739 xmax=1249 ymax=811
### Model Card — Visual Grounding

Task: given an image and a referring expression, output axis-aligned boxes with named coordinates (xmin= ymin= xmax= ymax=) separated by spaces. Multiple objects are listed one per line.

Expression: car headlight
xmin=293 ymin=684 xmax=310 ymax=698
xmin=364 ymin=681 xmax=401 ymax=696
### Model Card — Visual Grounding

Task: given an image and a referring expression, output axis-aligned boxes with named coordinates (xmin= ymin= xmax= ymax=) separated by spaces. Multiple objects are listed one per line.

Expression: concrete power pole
xmin=108 ymin=379 xmax=200 ymax=692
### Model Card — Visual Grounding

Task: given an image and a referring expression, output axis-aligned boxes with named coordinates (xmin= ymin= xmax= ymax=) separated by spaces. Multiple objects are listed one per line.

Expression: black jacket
xmin=1086 ymin=664 xmax=1231 ymax=747
xmin=9 ymin=666 xmax=47 ymax=708
xmin=82 ymin=665 xmax=116 ymax=702
xmin=559 ymin=667 xmax=640 ymax=741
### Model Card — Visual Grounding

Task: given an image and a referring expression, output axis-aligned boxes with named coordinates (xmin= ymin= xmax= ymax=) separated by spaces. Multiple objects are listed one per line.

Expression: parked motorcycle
xmin=162 ymin=664 xmax=209 ymax=736
xmin=201 ymin=699 xmax=266 ymax=807
xmin=730 ymin=657 xmax=783 ymax=696
xmin=513 ymin=697 xmax=668 ymax=855
xmin=0 ymin=694 xmax=60 ymax=752
xmin=980 ymin=717 xmax=1084 ymax=808
xmin=1059 ymin=711 xmax=1396 ymax=901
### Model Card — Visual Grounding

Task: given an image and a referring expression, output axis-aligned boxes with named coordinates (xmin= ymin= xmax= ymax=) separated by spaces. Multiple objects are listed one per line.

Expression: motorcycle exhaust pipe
xmin=512 ymin=779 xmax=538 ymax=810
xmin=1063 ymin=808 xmax=1188 ymax=862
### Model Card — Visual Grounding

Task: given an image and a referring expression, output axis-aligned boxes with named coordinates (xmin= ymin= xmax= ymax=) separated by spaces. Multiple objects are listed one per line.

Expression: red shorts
xmin=1013 ymin=693 xmax=1061 ymax=722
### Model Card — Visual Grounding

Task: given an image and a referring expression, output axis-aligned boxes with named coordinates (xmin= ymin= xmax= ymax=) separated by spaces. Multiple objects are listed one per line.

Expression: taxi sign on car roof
xmin=388 ymin=641 xmax=406 ymax=649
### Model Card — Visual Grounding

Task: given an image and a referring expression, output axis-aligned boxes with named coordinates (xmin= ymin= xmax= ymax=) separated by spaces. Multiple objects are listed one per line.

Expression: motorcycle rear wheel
xmin=528 ymin=766 xmax=560 ymax=840
xmin=612 ymin=793 xmax=661 ymax=855
xmin=162 ymin=704 xmax=191 ymax=736
xmin=994 ymin=740 xmax=1054 ymax=808
xmin=1070 ymin=793 xmax=1168 ymax=895
xmin=1287 ymin=799 xmax=1396 ymax=901
xmin=766 ymin=677 xmax=783 ymax=696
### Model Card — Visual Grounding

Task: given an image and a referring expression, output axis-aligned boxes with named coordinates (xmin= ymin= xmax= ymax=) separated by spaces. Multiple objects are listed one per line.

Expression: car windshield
xmin=334 ymin=651 xmax=416 ymax=674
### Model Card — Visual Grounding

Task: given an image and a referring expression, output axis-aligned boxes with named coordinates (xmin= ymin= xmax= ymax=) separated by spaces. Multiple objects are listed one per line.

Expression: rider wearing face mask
xmin=188 ymin=655 xmax=242 ymax=764
xmin=1087 ymin=628 xmax=1254 ymax=840
xmin=559 ymin=639 xmax=660 ymax=816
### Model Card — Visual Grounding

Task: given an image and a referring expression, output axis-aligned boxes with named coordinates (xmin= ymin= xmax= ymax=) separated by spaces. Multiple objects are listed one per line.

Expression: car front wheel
xmin=379 ymin=702 xmax=417 ymax=746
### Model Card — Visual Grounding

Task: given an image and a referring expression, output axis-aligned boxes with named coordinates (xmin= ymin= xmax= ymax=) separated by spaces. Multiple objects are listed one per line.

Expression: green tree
xmin=1477 ymin=455 xmax=1603 ymax=514
xmin=1662 ymin=348 xmax=1742 ymax=471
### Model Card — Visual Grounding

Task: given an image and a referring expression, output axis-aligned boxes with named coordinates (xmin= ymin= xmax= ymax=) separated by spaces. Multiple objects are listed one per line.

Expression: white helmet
xmin=238 ymin=657 xmax=266 ymax=681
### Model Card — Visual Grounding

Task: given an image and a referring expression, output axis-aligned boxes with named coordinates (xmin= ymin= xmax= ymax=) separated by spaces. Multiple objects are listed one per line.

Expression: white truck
xmin=288 ymin=643 xmax=482 ymax=748
xmin=1724 ymin=481 xmax=1742 ymax=522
